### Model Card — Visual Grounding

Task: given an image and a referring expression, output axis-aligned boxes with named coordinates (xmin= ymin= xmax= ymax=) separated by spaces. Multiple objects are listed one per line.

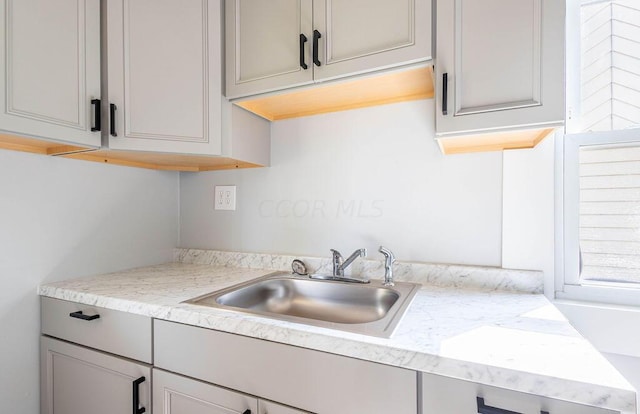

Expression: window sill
xmin=556 ymin=284 xmax=640 ymax=308
xmin=554 ymin=297 xmax=640 ymax=358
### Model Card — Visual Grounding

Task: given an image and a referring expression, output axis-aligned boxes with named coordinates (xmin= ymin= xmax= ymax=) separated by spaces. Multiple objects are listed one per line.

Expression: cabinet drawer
xmin=154 ymin=320 xmax=417 ymax=414
xmin=421 ymin=372 xmax=618 ymax=414
xmin=41 ymin=297 xmax=152 ymax=363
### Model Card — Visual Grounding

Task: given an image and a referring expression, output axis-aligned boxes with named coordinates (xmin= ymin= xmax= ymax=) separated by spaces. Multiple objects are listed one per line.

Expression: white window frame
xmin=557 ymin=128 xmax=640 ymax=307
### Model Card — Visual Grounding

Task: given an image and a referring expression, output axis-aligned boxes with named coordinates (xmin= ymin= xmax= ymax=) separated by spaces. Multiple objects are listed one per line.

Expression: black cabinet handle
xmin=91 ymin=99 xmax=101 ymax=132
xmin=477 ymin=397 xmax=549 ymax=414
xmin=313 ymin=30 xmax=322 ymax=66
xmin=69 ymin=311 xmax=100 ymax=321
xmin=133 ymin=376 xmax=146 ymax=414
xmin=110 ymin=103 xmax=118 ymax=137
xmin=299 ymin=34 xmax=308 ymax=70
xmin=242 ymin=410 xmax=251 ymax=414
xmin=477 ymin=397 xmax=520 ymax=414
xmin=442 ymin=73 xmax=448 ymax=116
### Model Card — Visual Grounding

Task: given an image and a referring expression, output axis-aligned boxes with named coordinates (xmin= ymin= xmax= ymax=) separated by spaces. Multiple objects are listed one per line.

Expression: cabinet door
xmin=0 ymin=0 xmax=101 ymax=147
xmin=225 ymin=0 xmax=314 ymax=99
xmin=312 ymin=0 xmax=432 ymax=81
xmin=435 ymin=0 xmax=565 ymax=136
xmin=107 ymin=0 xmax=222 ymax=155
xmin=153 ymin=369 xmax=258 ymax=414
xmin=41 ymin=336 xmax=150 ymax=414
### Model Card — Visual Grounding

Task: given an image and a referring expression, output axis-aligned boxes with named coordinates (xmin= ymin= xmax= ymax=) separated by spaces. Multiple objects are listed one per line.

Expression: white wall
xmin=180 ymin=100 xmax=504 ymax=266
xmin=0 ymin=149 xmax=179 ymax=414
xmin=502 ymin=133 xmax=557 ymax=296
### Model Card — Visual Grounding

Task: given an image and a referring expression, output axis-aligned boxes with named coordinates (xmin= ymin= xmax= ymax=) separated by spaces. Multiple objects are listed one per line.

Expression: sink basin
xmin=184 ymin=272 xmax=420 ymax=338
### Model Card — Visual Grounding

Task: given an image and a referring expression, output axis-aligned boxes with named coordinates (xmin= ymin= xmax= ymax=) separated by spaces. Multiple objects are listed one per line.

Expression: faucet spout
xmin=340 ymin=248 xmax=367 ymax=275
xmin=331 ymin=248 xmax=367 ymax=277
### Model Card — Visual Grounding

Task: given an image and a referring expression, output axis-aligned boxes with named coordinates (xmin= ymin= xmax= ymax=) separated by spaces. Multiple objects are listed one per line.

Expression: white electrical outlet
xmin=214 ymin=185 xmax=236 ymax=211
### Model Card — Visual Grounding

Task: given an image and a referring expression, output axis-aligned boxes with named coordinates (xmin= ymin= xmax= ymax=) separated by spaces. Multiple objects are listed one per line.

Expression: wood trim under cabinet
xmin=0 ymin=132 xmax=264 ymax=172
xmin=235 ymin=65 xmax=434 ymax=121
xmin=62 ymin=149 xmax=264 ymax=172
xmin=437 ymin=127 xmax=555 ymax=155
xmin=0 ymin=133 xmax=92 ymax=156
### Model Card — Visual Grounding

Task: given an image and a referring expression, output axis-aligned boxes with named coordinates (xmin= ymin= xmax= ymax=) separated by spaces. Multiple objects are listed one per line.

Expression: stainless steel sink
xmin=185 ymin=272 xmax=420 ymax=338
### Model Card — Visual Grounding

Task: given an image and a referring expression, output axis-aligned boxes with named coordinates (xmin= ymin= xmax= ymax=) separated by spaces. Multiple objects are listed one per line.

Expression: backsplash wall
xmin=180 ymin=100 xmax=504 ymax=266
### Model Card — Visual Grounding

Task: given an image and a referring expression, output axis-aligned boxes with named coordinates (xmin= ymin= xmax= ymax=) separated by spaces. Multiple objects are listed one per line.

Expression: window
xmin=579 ymin=144 xmax=640 ymax=285
xmin=562 ymin=133 xmax=640 ymax=306
xmin=559 ymin=0 xmax=640 ymax=305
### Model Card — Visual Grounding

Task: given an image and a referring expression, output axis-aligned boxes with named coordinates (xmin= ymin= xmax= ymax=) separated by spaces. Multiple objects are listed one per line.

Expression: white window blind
xmin=579 ymin=144 xmax=640 ymax=285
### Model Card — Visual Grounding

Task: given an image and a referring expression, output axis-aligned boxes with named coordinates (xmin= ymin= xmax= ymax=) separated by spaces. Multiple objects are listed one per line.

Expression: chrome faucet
xmin=309 ymin=248 xmax=369 ymax=283
xmin=379 ymin=246 xmax=395 ymax=286
xmin=331 ymin=248 xmax=367 ymax=277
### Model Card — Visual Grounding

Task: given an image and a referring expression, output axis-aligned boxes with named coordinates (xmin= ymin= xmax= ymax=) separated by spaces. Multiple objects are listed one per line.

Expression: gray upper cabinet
xmin=435 ymin=0 xmax=565 ymax=137
xmin=225 ymin=0 xmax=314 ymax=99
xmin=225 ymin=0 xmax=432 ymax=99
xmin=106 ymin=0 xmax=223 ymax=155
xmin=0 ymin=0 xmax=269 ymax=170
xmin=312 ymin=0 xmax=431 ymax=81
xmin=0 ymin=0 xmax=101 ymax=147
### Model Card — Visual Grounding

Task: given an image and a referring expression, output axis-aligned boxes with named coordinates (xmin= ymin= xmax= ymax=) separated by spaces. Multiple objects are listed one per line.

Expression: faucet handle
xmin=378 ymin=246 xmax=395 ymax=263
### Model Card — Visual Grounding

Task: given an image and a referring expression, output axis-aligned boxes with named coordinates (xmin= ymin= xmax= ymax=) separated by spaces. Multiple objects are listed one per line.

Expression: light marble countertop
xmin=39 ymin=259 xmax=636 ymax=413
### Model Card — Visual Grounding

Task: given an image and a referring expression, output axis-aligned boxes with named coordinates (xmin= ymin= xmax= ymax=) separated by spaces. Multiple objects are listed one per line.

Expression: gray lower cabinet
xmin=421 ymin=372 xmax=618 ymax=414
xmin=225 ymin=0 xmax=432 ymax=99
xmin=40 ymin=297 xmax=153 ymax=414
xmin=42 ymin=298 xmax=617 ymax=414
xmin=154 ymin=319 xmax=417 ymax=414
xmin=40 ymin=336 xmax=151 ymax=414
